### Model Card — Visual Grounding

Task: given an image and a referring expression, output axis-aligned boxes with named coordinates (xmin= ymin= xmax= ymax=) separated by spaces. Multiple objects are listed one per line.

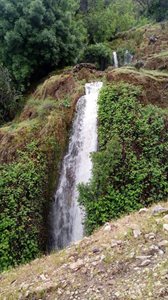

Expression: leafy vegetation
xmin=135 ymin=0 xmax=168 ymax=21
xmin=0 ymin=0 xmax=85 ymax=90
xmin=79 ymin=83 xmax=168 ymax=234
xmin=82 ymin=43 xmax=112 ymax=70
xmin=0 ymin=143 xmax=47 ymax=271
xmin=0 ymin=0 xmax=168 ymax=273
xmin=0 ymin=65 xmax=21 ymax=125
xmin=81 ymin=0 xmax=139 ymax=43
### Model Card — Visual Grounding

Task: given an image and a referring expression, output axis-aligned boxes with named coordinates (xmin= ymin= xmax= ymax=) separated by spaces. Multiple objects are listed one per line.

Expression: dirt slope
xmin=1 ymin=202 xmax=168 ymax=300
xmin=106 ymin=67 xmax=168 ymax=108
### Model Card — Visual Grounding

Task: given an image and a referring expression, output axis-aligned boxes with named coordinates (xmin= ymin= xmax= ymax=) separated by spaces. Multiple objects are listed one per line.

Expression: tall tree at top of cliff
xmin=82 ymin=0 xmax=137 ymax=43
xmin=0 ymin=0 xmax=85 ymax=90
xmin=148 ymin=0 xmax=168 ymax=21
xmin=135 ymin=0 xmax=168 ymax=21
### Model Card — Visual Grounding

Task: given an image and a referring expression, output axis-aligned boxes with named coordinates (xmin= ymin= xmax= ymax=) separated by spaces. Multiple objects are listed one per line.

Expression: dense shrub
xmin=82 ymin=43 xmax=112 ymax=70
xmin=0 ymin=0 xmax=85 ymax=90
xmin=148 ymin=0 xmax=168 ymax=21
xmin=0 ymin=143 xmax=47 ymax=271
xmin=0 ymin=65 xmax=20 ymax=125
xmin=79 ymin=83 xmax=168 ymax=234
xmin=81 ymin=0 xmax=137 ymax=43
xmin=135 ymin=0 xmax=168 ymax=22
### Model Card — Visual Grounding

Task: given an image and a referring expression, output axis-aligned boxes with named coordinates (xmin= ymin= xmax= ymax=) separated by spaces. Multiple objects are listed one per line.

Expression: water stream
xmin=113 ymin=51 xmax=119 ymax=68
xmin=49 ymin=82 xmax=103 ymax=250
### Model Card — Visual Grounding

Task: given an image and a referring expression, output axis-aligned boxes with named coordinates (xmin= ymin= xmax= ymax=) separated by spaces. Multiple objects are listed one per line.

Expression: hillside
xmin=1 ymin=202 xmax=168 ymax=299
xmin=0 ymin=19 xmax=168 ymax=296
xmin=108 ymin=22 xmax=168 ymax=108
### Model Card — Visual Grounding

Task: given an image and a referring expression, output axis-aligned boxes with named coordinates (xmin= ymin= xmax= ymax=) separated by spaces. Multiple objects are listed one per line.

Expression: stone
xmin=73 ymin=63 xmax=97 ymax=73
xmin=25 ymin=291 xmax=30 ymax=297
xmin=100 ymin=255 xmax=105 ymax=262
xmin=158 ymin=240 xmax=168 ymax=248
xmin=145 ymin=232 xmax=156 ymax=240
xmin=159 ymin=250 xmax=164 ymax=255
xmin=129 ymin=251 xmax=136 ymax=259
xmin=149 ymin=35 xmax=158 ymax=44
xmin=39 ymin=274 xmax=47 ymax=281
xmin=115 ymin=292 xmax=121 ymax=297
xmin=111 ymin=240 xmax=123 ymax=247
xmin=139 ymin=208 xmax=148 ymax=214
xmin=148 ymin=245 xmax=160 ymax=255
xmin=163 ymin=215 xmax=168 ymax=221
xmin=134 ymin=60 xmax=144 ymax=70
xmin=163 ymin=224 xmax=168 ymax=232
xmin=139 ymin=259 xmax=151 ymax=267
xmin=19 ymin=283 xmax=30 ymax=290
xmin=152 ymin=205 xmax=168 ymax=216
xmin=103 ymin=223 xmax=111 ymax=231
xmin=92 ymin=248 xmax=101 ymax=254
xmin=136 ymin=255 xmax=152 ymax=260
xmin=133 ymin=229 xmax=141 ymax=238
xmin=69 ymin=259 xmax=84 ymax=271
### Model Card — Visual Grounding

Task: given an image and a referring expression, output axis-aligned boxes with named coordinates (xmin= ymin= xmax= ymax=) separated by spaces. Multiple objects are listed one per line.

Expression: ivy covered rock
xmin=0 ymin=143 xmax=47 ymax=271
xmin=79 ymin=83 xmax=168 ymax=234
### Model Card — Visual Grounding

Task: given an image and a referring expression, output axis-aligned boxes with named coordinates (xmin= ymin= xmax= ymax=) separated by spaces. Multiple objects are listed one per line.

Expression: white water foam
xmin=49 ymin=82 xmax=103 ymax=250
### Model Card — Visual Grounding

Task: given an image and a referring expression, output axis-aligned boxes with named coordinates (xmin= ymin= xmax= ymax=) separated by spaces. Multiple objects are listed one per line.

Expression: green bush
xmin=0 ymin=65 xmax=20 ymax=125
xmin=79 ymin=83 xmax=168 ymax=234
xmin=0 ymin=0 xmax=85 ymax=90
xmin=82 ymin=0 xmax=137 ymax=43
xmin=82 ymin=43 xmax=112 ymax=70
xmin=0 ymin=143 xmax=47 ymax=271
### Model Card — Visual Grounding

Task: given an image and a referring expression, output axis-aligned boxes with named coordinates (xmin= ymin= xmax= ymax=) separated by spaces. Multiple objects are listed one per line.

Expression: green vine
xmin=79 ymin=83 xmax=168 ymax=234
xmin=0 ymin=143 xmax=47 ymax=271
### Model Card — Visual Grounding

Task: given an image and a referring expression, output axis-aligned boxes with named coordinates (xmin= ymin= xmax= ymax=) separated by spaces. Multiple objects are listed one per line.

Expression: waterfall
xmin=49 ymin=82 xmax=103 ymax=250
xmin=124 ymin=50 xmax=133 ymax=65
xmin=113 ymin=51 xmax=118 ymax=68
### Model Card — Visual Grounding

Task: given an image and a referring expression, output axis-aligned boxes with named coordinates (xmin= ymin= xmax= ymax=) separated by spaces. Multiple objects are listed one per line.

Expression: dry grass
xmin=1 ymin=201 xmax=168 ymax=299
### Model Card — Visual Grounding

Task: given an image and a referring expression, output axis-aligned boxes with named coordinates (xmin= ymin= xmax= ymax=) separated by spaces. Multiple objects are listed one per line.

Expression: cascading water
xmin=48 ymin=82 xmax=103 ymax=251
xmin=113 ymin=51 xmax=119 ymax=68
xmin=124 ymin=50 xmax=133 ymax=65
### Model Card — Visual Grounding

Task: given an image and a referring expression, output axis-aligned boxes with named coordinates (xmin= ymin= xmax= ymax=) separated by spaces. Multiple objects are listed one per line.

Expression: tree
xmin=148 ymin=0 xmax=168 ymax=21
xmin=83 ymin=0 xmax=137 ymax=43
xmin=0 ymin=65 xmax=20 ymax=125
xmin=82 ymin=43 xmax=112 ymax=70
xmin=135 ymin=0 xmax=168 ymax=21
xmin=0 ymin=0 xmax=85 ymax=90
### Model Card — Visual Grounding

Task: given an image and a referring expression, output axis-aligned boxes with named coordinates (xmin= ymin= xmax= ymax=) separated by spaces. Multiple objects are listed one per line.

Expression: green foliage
xmin=148 ymin=0 xmax=168 ymax=21
xmin=79 ymin=83 xmax=168 ymax=234
xmin=82 ymin=43 xmax=112 ymax=70
xmin=0 ymin=143 xmax=47 ymax=271
xmin=0 ymin=0 xmax=86 ymax=90
xmin=0 ymin=65 xmax=21 ymax=125
xmin=135 ymin=0 xmax=168 ymax=22
xmin=82 ymin=0 xmax=137 ymax=43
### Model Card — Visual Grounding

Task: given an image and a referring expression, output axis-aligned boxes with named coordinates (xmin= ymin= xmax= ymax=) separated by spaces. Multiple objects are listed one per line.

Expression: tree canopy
xmin=135 ymin=0 xmax=168 ymax=21
xmin=0 ymin=65 xmax=20 ymax=125
xmin=81 ymin=0 xmax=138 ymax=43
xmin=0 ymin=0 xmax=85 ymax=89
